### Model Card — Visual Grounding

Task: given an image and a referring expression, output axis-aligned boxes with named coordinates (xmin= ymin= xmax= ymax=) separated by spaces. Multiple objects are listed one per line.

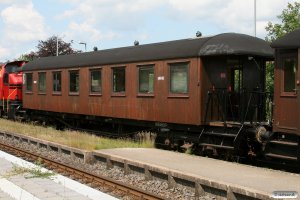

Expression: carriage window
xmin=112 ymin=67 xmax=125 ymax=93
xmin=90 ymin=69 xmax=101 ymax=93
xmin=25 ymin=73 xmax=33 ymax=92
xmin=138 ymin=65 xmax=154 ymax=93
xmin=38 ymin=72 xmax=46 ymax=93
xmin=69 ymin=70 xmax=79 ymax=93
xmin=53 ymin=71 xmax=61 ymax=92
xmin=169 ymin=62 xmax=189 ymax=93
xmin=283 ymin=57 xmax=297 ymax=93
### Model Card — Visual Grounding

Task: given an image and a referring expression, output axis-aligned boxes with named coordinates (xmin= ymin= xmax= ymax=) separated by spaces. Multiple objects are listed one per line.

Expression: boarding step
xmin=265 ymin=153 xmax=298 ymax=161
xmin=199 ymin=143 xmax=234 ymax=150
xmin=269 ymin=140 xmax=298 ymax=146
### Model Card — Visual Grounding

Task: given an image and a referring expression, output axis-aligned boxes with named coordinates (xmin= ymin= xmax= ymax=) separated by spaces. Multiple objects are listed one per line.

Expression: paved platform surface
xmin=0 ymin=151 xmax=117 ymax=200
xmin=0 ymin=189 xmax=15 ymax=200
xmin=97 ymin=148 xmax=300 ymax=199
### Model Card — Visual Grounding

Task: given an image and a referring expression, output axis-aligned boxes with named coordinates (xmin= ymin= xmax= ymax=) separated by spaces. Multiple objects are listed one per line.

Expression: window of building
xmin=138 ymin=65 xmax=154 ymax=93
xmin=90 ymin=69 xmax=102 ymax=94
xmin=169 ymin=62 xmax=189 ymax=93
xmin=38 ymin=72 xmax=46 ymax=93
xmin=283 ymin=56 xmax=297 ymax=93
xmin=69 ymin=70 xmax=79 ymax=93
xmin=53 ymin=71 xmax=61 ymax=92
xmin=25 ymin=73 xmax=33 ymax=92
xmin=112 ymin=67 xmax=125 ymax=93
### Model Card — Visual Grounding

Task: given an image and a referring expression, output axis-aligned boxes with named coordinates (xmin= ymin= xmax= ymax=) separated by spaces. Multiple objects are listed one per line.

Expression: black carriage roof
xmin=271 ymin=28 xmax=300 ymax=49
xmin=22 ymin=32 xmax=273 ymax=71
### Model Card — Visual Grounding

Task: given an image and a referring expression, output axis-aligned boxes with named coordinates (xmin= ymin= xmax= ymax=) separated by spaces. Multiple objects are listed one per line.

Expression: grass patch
xmin=4 ymin=159 xmax=55 ymax=179
xmin=0 ymin=118 xmax=154 ymax=151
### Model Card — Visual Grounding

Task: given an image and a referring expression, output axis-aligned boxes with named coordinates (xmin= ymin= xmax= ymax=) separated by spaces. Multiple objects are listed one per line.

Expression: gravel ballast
xmin=0 ymin=135 xmax=216 ymax=200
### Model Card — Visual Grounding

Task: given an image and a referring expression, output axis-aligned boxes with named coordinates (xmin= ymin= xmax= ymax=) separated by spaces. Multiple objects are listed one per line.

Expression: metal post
xmin=254 ymin=0 xmax=256 ymax=37
xmin=56 ymin=36 xmax=58 ymax=56
xmin=79 ymin=42 xmax=87 ymax=52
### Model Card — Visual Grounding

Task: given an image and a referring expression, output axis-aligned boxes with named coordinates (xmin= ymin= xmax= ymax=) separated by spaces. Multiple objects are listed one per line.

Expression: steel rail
xmin=0 ymin=141 xmax=165 ymax=200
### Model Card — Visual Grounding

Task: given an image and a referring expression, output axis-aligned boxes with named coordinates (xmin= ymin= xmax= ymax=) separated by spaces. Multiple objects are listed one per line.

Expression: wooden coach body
xmin=22 ymin=33 xmax=273 ymax=127
xmin=271 ymin=29 xmax=300 ymax=135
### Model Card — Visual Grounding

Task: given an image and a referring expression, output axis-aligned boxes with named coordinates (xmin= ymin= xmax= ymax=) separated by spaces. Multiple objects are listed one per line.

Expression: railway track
xmin=0 ymin=141 xmax=164 ymax=200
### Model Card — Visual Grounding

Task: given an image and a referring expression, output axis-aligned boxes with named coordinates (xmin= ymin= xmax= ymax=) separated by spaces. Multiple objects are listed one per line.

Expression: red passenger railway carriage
xmin=21 ymin=32 xmax=274 ymax=159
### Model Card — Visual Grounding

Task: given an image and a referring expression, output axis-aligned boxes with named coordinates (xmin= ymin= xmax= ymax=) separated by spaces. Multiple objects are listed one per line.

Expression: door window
xmin=233 ymin=68 xmax=243 ymax=93
xmin=283 ymin=56 xmax=297 ymax=93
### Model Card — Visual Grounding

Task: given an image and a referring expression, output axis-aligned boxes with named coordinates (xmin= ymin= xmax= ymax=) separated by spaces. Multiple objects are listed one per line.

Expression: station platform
xmin=0 ymin=150 xmax=117 ymax=200
xmin=95 ymin=148 xmax=300 ymax=200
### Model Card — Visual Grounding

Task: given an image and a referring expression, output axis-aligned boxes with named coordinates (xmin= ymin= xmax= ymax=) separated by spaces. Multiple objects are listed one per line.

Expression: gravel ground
xmin=0 ymin=135 xmax=216 ymax=200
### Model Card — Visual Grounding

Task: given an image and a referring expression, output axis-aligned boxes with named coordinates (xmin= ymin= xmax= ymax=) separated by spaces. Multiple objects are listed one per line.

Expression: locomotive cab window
xmin=38 ymin=72 xmax=46 ymax=93
xmin=283 ymin=56 xmax=297 ymax=93
xmin=138 ymin=65 xmax=154 ymax=94
xmin=25 ymin=73 xmax=33 ymax=92
xmin=52 ymin=71 xmax=61 ymax=93
xmin=169 ymin=62 xmax=189 ymax=94
xmin=69 ymin=70 xmax=79 ymax=94
xmin=112 ymin=67 xmax=125 ymax=93
xmin=90 ymin=69 xmax=102 ymax=94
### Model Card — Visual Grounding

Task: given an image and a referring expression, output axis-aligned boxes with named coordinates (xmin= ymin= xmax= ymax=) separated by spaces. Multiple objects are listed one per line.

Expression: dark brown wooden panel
xmin=23 ymin=58 xmax=202 ymax=126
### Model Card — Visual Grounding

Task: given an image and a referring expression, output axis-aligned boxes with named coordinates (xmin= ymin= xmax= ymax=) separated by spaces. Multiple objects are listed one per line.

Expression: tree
xmin=265 ymin=2 xmax=300 ymax=42
xmin=264 ymin=2 xmax=300 ymax=95
xmin=18 ymin=51 xmax=38 ymax=62
xmin=19 ymin=36 xmax=80 ymax=61
xmin=36 ymin=36 xmax=80 ymax=57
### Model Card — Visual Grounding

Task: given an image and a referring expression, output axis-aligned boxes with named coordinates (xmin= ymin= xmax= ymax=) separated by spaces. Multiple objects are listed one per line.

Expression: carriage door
xmin=230 ymin=65 xmax=243 ymax=121
xmin=276 ymin=52 xmax=299 ymax=133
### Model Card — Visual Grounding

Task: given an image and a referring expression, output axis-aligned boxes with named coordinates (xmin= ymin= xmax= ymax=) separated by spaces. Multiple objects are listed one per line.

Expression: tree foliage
xmin=265 ymin=2 xmax=300 ymax=94
xmin=19 ymin=36 xmax=80 ymax=61
xmin=37 ymin=36 xmax=80 ymax=57
xmin=265 ymin=2 xmax=300 ymax=42
xmin=18 ymin=52 xmax=38 ymax=62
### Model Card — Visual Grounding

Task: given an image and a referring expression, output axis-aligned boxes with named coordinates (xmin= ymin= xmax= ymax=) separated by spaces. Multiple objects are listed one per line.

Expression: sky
xmin=0 ymin=0 xmax=298 ymax=62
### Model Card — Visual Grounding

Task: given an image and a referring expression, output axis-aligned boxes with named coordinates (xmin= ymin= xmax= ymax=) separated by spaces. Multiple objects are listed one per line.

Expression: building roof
xmin=271 ymin=28 xmax=300 ymax=49
xmin=22 ymin=32 xmax=274 ymax=71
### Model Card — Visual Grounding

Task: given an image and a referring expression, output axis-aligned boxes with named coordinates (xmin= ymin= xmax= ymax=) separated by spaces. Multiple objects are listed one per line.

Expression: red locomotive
xmin=0 ymin=61 xmax=26 ymax=119
xmin=1 ymin=29 xmax=299 ymax=167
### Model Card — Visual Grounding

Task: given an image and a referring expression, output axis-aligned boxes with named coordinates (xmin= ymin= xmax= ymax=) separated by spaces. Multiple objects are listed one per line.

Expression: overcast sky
xmin=0 ymin=0 xmax=298 ymax=61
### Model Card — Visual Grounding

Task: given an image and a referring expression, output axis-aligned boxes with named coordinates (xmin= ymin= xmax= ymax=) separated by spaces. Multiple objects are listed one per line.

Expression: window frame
xmin=25 ymin=72 xmax=33 ymax=93
xmin=52 ymin=71 xmax=62 ymax=95
xmin=280 ymin=53 xmax=298 ymax=97
xmin=69 ymin=69 xmax=80 ymax=95
xmin=38 ymin=72 xmax=46 ymax=94
xmin=89 ymin=67 xmax=102 ymax=96
xmin=111 ymin=66 xmax=126 ymax=96
xmin=168 ymin=61 xmax=189 ymax=97
xmin=137 ymin=64 xmax=155 ymax=97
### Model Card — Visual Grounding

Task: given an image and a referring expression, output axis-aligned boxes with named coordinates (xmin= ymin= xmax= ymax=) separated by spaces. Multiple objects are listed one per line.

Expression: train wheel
xmin=154 ymin=133 xmax=174 ymax=150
